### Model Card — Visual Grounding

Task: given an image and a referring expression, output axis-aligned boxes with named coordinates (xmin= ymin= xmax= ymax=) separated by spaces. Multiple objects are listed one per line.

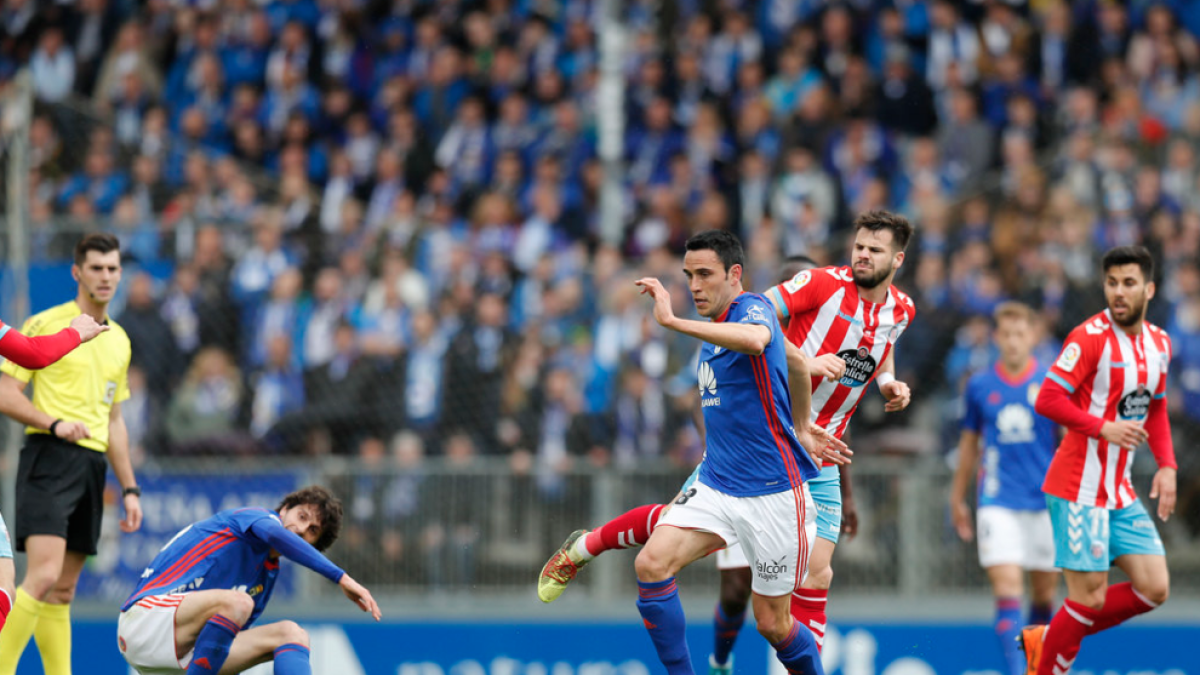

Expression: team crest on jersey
xmin=1027 ymin=383 xmax=1040 ymax=406
xmin=783 ymin=270 xmax=812 ymax=294
xmin=1118 ymin=384 xmax=1151 ymax=421
xmin=836 ymin=347 xmax=877 ymax=387
xmin=1057 ymin=343 xmax=1082 ymax=372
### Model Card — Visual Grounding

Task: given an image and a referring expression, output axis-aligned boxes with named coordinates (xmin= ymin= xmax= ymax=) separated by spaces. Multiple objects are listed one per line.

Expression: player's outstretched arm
xmin=786 ymin=341 xmax=850 ymax=466
xmin=248 ymin=517 xmax=347 ymax=582
xmin=338 ymin=574 xmax=382 ymax=620
xmin=0 ymin=315 xmax=107 ymax=370
xmin=949 ymin=430 xmax=980 ymax=542
xmin=635 ymin=277 xmax=772 ymax=354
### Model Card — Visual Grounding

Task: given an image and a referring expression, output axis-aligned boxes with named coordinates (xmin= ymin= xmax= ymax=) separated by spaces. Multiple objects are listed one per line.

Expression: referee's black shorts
xmin=15 ymin=434 xmax=107 ymax=555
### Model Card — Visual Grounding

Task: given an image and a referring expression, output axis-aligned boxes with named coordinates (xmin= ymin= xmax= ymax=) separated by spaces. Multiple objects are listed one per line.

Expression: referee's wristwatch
xmin=122 ymin=486 xmax=142 ymax=498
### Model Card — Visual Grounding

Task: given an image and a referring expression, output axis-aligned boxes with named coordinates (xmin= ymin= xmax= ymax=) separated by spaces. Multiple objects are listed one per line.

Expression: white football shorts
xmin=977 ymin=505 xmax=1057 ymax=571
xmin=658 ymin=478 xmax=815 ymax=596
xmin=118 ymin=594 xmax=192 ymax=674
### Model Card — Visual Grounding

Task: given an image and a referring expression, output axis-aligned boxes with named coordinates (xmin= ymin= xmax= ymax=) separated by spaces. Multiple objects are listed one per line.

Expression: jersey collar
xmin=995 ymin=358 xmax=1037 ymax=386
xmin=714 ymin=293 xmax=750 ymax=323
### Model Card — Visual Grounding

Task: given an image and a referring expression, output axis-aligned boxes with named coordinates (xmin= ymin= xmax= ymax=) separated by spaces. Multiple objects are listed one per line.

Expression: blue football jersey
xmin=122 ymin=508 xmax=283 ymax=626
xmin=961 ymin=361 xmax=1059 ymax=510
xmin=697 ymin=293 xmax=820 ymax=497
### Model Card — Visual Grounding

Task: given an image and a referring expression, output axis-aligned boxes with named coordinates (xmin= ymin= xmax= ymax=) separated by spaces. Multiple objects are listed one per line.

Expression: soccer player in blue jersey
xmin=632 ymin=230 xmax=842 ymax=675
xmin=117 ymin=486 xmax=381 ymax=675
xmin=948 ymin=302 xmax=1059 ymax=675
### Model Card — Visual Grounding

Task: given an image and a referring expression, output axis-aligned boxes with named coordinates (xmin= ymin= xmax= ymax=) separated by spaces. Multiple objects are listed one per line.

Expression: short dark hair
xmin=685 ymin=229 xmax=745 ymax=272
xmin=74 ymin=232 xmax=121 ymax=265
xmin=276 ymin=485 xmax=343 ymax=552
xmin=1101 ymin=245 xmax=1155 ymax=282
xmin=854 ymin=210 xmax=913 ymax=252
xmin=778 ymin=255 xmax=818 ymax=284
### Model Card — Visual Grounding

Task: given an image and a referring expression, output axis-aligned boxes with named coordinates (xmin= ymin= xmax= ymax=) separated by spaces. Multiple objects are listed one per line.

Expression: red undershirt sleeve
xmin=1035 ymin=379 xmax=1106 ymax=439
xmin=0 ymin=327 xmax=81 ymax=370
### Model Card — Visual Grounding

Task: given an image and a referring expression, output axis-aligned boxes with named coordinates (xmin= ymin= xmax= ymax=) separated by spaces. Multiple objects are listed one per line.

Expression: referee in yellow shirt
xmin=0 ymin=233 xmax=143 ymax=675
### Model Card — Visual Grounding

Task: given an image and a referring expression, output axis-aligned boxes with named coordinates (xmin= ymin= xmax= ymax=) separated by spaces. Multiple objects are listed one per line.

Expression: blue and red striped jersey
xmin=122 ymin=508 xmax=284 ymax=626
xmin=696 ymin=292 xmax=820 ymax=497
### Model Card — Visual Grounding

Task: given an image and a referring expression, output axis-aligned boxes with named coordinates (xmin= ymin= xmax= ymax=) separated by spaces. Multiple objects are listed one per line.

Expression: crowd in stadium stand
xmin=3 ymin=0 xmax=1200 ymax=531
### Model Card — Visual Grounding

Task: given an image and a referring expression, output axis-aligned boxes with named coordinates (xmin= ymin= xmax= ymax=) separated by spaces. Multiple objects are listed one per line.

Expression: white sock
xmin=571 ymin=534 xmax=595 ymax=562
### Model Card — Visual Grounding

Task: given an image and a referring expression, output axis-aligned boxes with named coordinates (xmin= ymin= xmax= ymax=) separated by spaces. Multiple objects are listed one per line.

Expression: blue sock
xmin=995 ymin=597 xmax=1023 ymax=675
xmin=772 ymin=619 xmax=824 ymax=674
xmin=636 ymin=578 xmax=694 ymax=675
xmin=1028 ymin=602 xmax=1053 ymax=626
xmin=187 ymin=614 xmax=240 ymax=674
xmin=712 ymin=603 xmax=746 ymax=666
xmin=274 ymin=643 xmax=312 ymax=675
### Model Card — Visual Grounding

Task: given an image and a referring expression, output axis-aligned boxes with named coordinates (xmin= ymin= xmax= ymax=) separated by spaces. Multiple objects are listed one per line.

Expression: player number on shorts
xmin=676 ymin=488 xmax=698 ymax=505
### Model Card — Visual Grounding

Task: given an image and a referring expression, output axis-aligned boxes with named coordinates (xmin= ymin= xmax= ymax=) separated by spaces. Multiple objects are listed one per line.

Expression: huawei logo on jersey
xmin=996 ymin=403 xmax=1036 ymax=444
xmin=698 ymin=362 xmax=720 ymax=407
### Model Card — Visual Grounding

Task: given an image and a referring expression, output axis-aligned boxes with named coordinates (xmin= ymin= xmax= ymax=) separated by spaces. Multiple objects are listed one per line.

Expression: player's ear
xmin=893 ymin=250 xmax=905 ymax=269
xmin=728 ymin=263 xmax=743 ymax=285
xmin=1146 ymin=280 xmax=1156 ymax=301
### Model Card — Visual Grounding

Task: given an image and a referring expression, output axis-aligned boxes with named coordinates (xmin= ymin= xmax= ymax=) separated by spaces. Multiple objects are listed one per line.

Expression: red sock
xmin=1088 ymin=582 xmax=1157 ymax=635
xmin=1038 ymin=599 xmax=1099 ymax=675
xmin=0 ymin=589 xmax=11 ymax=632
xmin=790 ymin=589 xmax=828 ymax=652
xmin=581 ymin=504 xmax=665 ymax=557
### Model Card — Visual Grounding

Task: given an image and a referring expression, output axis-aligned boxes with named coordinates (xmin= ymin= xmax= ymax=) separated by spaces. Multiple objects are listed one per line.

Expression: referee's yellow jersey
xmin=0 ymin=300 xmax=131 ymax=452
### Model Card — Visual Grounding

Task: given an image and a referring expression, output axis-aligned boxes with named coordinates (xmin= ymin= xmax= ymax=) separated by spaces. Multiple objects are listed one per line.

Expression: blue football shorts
xmin=1046 ymin=494 xmax=1165 ymax=572
xmin=0 ymin=512 xmax=12 ymax=559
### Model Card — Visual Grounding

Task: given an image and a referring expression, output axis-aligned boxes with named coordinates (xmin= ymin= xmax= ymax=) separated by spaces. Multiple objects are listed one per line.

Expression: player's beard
xmin=853 ymin=262 xmax=893 ymax=290
xmin=1110 ymin=295 xmax=1147 ymax=328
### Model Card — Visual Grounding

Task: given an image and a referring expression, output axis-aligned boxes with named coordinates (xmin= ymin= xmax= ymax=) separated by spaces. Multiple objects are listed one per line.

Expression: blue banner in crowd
xmin=75 ymin=472 xmax=302 ymax=603
xmin=17 ymin=620 xmax=1197 ymax=675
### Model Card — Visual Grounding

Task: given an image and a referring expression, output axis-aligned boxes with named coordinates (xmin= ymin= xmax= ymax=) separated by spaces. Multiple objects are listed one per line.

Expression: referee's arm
xmin=0 ymin=373 xmax=64 ymax=434
xmin=106 ymin=401 xmax=142 ymax=532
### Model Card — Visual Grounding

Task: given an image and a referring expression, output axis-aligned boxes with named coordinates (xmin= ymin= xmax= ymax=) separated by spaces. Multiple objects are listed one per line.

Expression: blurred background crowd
xmin=2 ymin=0 xmax=1200 ymax=547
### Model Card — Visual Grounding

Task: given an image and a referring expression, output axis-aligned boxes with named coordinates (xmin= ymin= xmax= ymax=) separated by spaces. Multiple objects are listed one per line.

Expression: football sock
xmin=791 ymin=589 xmax=828 ymax=652
xmin=1028 ymin=601 xmax=1053 ymax=626
xmin=1038 ymin=599 xmax=1099 ymax=675
xmin=0 ymin=588 xmax=12 ymax=633
xmin=711 ymin=602 xmax=746 ymax=666
xmin=994 ymin=597 xmax=1023 ymax=675
xmin=0 ymin=588 xmax=43 ymax=675
xmin=771 ymin=618 xmax=825 ymax=675
xmin=636 ymin=578 xmax=693 ymax=675
xmin=575 ymin=504 xmax=665 ymax=561
xmin=187 ymin=614 xmax=241 ymax=674
xmin=1087 ymin=582 xmax=1157 ymax=635
xmin=33 ymin=600 xmax=71 ymax=675
xmin=274 ymin=643 xmax=312 ymax=675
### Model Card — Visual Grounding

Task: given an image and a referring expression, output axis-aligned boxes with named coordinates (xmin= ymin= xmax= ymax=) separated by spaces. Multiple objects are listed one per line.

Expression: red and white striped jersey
xmin=765 ymin=266 xmax=916 ymax=441
xmin=1042 ymin=310 xmax=1172 ymax=509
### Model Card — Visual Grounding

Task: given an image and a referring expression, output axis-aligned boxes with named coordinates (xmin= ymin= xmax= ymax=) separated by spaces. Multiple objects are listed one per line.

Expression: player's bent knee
xmin=754 ymin=614 xmax=789 ymax=644
xmin=802 ymin=564 xmax=833 ymax=590
xmin=218 ymin=591 xmax=255 ymax=625
xmin=274 ymin=620 xmax=309 ymax=649
xmin=634 ymin=548 xmax=671 ymax=583
xmin=1138 ymin=580 xmax=1169 ymax=606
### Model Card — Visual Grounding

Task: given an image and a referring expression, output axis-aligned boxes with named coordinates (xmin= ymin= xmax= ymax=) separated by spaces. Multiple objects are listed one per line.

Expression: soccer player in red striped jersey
xmin=1019 ymin=246 xmax=1175 ymax=675
xmin=0 ymin=311 xmax=108 ymax=635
